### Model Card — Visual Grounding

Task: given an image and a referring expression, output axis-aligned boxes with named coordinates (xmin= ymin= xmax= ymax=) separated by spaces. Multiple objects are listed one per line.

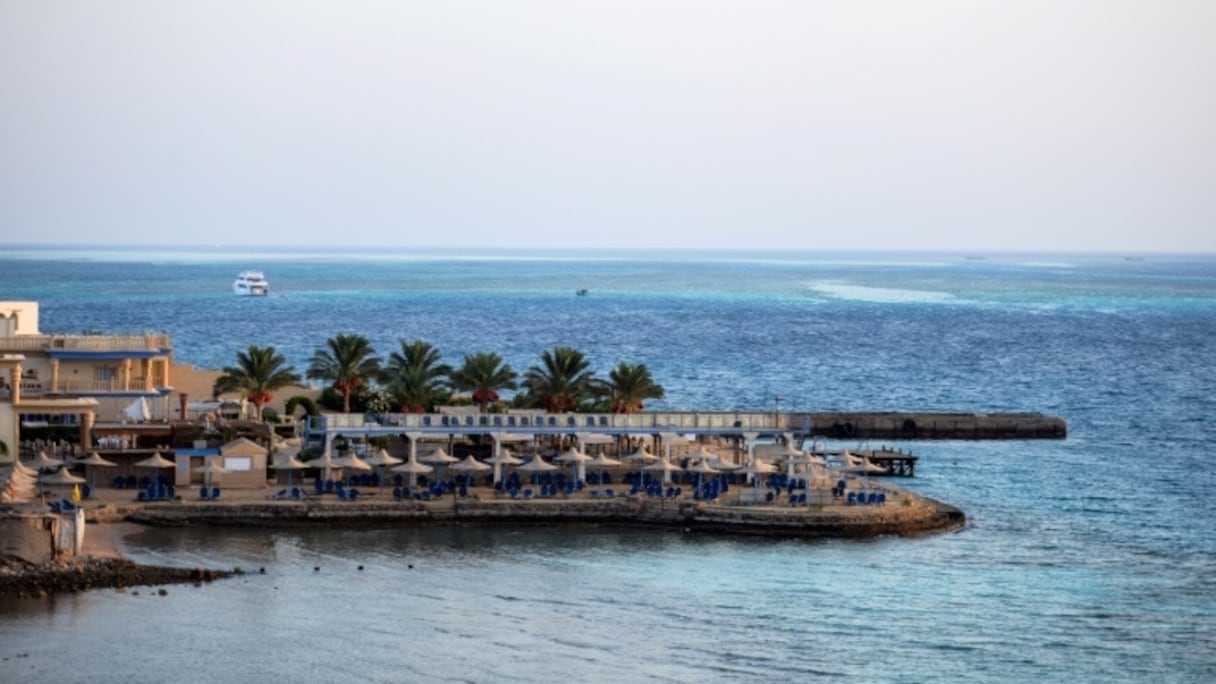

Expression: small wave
xmin=809 ymin=281 xmax=957 ymax=304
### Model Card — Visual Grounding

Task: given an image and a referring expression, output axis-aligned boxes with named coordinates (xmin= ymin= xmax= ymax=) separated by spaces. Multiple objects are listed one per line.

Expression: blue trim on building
xmin=46 ymin=349 xmax=168 ymax=360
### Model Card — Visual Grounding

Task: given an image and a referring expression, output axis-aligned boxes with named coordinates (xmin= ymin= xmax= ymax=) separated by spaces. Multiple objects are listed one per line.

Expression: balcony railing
xmin=0 ymin=333 xmax=171 ymax=352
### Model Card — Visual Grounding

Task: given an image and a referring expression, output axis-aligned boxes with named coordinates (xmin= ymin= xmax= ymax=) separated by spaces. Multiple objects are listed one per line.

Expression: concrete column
xmin=80 ymin=411 xmax=94 ymax=449
xmin=161 ymin=357 xmax=170 ymax=388
xmin=122 ymin=359 xmax=132 ymax=392
xmin=50 ymin=359 xmax=59 ymax=392
xmin=141 ymin=358 xmax=152 ymax=391
xmin=9 ymin=364 xmax=20 ymax=405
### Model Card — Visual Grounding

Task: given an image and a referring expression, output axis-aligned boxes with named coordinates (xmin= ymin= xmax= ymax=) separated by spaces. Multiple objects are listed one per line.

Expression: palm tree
xmin=523 ymin=346 xmax=595 ymax=413
xmin=600 ymin=362 xmax=665 ymax=413
xmin=306 ymin=334 xmax=380 ymax=413
xmin=449 ymin=351 xmax=517 ymax=412
xmin=382 ymin=339 xmax=452 ymax=412
xmin=213 ymin=345 xmax=301 ymax=421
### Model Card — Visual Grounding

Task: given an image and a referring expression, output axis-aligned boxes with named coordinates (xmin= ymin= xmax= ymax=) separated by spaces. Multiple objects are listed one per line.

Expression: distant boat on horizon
xmin=233 ymin=270 xmax=269 ymax=296
xmin=576 ymin=288 xmax=589 ymax=296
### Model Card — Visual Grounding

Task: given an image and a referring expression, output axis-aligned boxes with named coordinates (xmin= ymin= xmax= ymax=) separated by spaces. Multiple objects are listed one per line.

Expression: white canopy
xmin=492 ymin=432 xmax=534 ymax=443
xmin=576 ymin=432 xmax=615 ymax=445
xmin=122 ymin=397 xmax=152 ymax=421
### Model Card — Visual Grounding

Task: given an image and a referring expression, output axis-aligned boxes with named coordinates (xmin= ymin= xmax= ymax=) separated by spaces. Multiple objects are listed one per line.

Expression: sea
xmin=0 ymin=244 xmax=1214 ymax=683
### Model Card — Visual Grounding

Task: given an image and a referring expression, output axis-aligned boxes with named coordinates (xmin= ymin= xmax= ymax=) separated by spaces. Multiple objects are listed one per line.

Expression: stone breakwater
xmin=0 ymin=557 xmax=235 ymax=598
xmin=126 ymin=496 xmax=965 ymax=539
xmin=804 ymin=411 xmax=1066 ymax=439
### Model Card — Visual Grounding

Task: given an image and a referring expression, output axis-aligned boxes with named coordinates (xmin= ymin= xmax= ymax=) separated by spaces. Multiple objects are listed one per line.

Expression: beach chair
xmin=524 ymin=488 xmax=533 ymax=499
xmin=82 ymin=484 xmax=92 ymax=500
xmin=846 ymin=492 xmax=857 ymax=505
xmin=210 ymin=486 xmax=220 ymax=499
xmin=291 ymin=487 xmax=302 ymax=500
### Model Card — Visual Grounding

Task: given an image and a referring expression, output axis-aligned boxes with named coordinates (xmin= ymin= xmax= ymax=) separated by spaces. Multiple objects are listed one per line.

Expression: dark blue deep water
xmin=1 ymin=246 xmax=1214 ymax=682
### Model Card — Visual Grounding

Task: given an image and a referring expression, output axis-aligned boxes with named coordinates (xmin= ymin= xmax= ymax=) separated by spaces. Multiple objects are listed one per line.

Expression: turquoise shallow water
xmin=1 ymin=247 xmax=1214 ymax=682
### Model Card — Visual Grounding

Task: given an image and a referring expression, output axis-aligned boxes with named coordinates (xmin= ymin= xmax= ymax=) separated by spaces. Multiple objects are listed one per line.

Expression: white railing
xmin=314 ymin=411 xmax=787 ymax=433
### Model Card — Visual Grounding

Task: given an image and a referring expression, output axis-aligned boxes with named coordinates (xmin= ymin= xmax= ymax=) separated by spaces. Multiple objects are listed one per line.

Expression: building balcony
xmin=0 ymin=333 xmax=171 ymax=354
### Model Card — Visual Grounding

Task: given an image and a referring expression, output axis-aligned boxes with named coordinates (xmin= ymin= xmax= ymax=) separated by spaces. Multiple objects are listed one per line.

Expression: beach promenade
xmin=80 ymin=479 xmax=964 ymax=540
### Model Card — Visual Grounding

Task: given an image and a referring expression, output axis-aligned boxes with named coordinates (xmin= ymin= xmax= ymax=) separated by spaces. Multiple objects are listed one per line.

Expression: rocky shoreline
xmin=125 ymin=493 xmax=966 ymax=539
xmin=0 ymin=556 xmax=235 ymax=599
xmin=3 ymin=488 xmax=964 ymax=598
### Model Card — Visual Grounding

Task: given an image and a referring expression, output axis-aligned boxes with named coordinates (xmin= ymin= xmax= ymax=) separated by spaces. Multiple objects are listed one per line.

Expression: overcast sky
xmin=1 ymin=1 xmax=1213 ymax=253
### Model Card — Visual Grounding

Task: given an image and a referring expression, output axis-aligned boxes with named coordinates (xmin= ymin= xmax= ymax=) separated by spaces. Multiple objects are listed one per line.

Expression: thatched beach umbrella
xmin=73 ymin=451 xmax=117 ymax=493
xmin=310 ymin=446 xmax=340 ymax=485
xmin=739 ymin=459 xmax=778 ymax=499
xmin=273 ymin=452 xmax=309 ymax=489
xmin=27 ymin=450 xmax=65 ymax=495
xmin=621 ymin=445 xmax=657 ymax=488
xmin=485 ymin=448 xmax=524 ymax=485
xmin=43 ymin=466 xmax=86 ymax=508
xmin=586 ymin=452 xmax=622 ymax=486
xmin=333 ymin=451 xmax=372 ymax=486
xmin=420 ymin=447 xmax=459 ymax=484
xmin=390 ymin=453 xmax=433 ymax=488
xmin=364 ymin=448 xmax=404 ymax=490
xmin=555 ymin=447 xmax=593 ymax=484
xmin=517 ymin=455 xmax=558 ymax=485
xmin=448 ymin=455 xmax=490 ymax=491
xmin=192 ymin=460 xmax=227 ymax=489
xmin=643 ymin=456 xmax=681 ymax=485
xmin=687 ymin=458 xmax=720 ymax=496
xmin=134 ymin=452 xmax=175 ymax=490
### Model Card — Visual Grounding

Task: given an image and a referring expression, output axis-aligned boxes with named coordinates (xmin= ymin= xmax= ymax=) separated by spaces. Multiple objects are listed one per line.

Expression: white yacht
xmin=233 ymin=270 xmax=269 ymax=296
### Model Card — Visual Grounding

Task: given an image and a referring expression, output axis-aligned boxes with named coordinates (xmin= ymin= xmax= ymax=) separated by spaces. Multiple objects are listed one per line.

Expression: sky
xmin=1 ymin=1 xmax=1213 ymax=253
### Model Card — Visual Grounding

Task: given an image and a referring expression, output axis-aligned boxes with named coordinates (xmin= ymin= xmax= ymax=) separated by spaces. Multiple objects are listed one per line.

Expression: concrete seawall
xmin=125 ymin=495 xmax=965 ymax=540
xmin=800 ymin=412 xmax=1066 ymax=440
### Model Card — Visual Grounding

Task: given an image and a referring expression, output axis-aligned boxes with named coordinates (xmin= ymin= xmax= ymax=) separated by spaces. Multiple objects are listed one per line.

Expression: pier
xmin=307 ymin=409 xmax=1066 ymax=442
